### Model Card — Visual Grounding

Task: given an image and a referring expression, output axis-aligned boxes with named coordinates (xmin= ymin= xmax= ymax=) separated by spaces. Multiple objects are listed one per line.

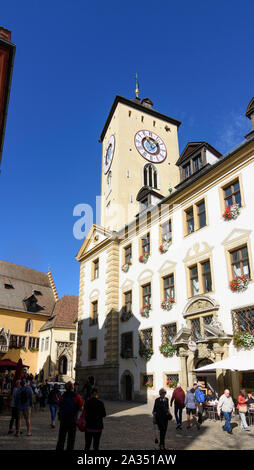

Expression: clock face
xmin=103 ymin=135 xmax=115 ymax=174
xmin=134 ymin=130 xmax=167 ymax=163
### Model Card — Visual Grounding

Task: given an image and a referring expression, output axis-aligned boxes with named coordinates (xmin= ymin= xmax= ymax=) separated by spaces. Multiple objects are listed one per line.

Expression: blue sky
xmin=0 ymin=0 xmax=253 ymax=297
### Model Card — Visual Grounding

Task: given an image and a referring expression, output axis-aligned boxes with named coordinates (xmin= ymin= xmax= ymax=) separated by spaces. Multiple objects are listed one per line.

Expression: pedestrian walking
xmin=152 ymin=388 xmax=171 ymax=451
xmin=39 ymin=381 xmax=48 ymax=410
xmin=81 ymin=376 xmax=94 ymax=403
xmin=14 ymin=379 xmax=33 ymax=437
xmin=217 ymin=389 xmax=235 ymax=435
xmin=237 ymin=389 xmax=250 ymax=431
xmin=8 ymin=380 xmax=21 ymax=434
xmin=48 ymin=383 xmax=61 ymax=428
xmin=56 ymin=381 xmax=83 ymax=450
xmin=184 ymin=387 xmax=198 ymax=429
xmin=170 ymin=383 xmax=185 ymax=430
xmin=193 ymin=382 xmax=205 ymax=428
xmin=84 ymin=388 xmax=106 ymax=451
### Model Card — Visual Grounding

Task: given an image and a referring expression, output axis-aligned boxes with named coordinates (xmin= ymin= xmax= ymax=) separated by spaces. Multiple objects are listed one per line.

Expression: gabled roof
xmin=99 ymin=95 xmax=181 ymax=142
xmin=0 ymin=260 xmax=56 ymax=315
xmin=136 ymin=186 xmax=165 ymax=202
xmin=176 ymin=142 xmax=222 ymax=166
xmin=246 ymin=97 xmax=254 ymax=118
xmin=76 ymin=224 xmax=115 ymax=261
xmin=39 ymin=295 xmax=78 ymax=331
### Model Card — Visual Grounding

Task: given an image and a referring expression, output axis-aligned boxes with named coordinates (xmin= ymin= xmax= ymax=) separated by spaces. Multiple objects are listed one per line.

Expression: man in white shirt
xmin=217 ymin=389 xmax=235 ymax=434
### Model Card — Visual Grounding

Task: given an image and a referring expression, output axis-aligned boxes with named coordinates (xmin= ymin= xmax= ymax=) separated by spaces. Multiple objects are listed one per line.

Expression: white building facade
xmin=76 ymin=95 xmax=254 ymax=402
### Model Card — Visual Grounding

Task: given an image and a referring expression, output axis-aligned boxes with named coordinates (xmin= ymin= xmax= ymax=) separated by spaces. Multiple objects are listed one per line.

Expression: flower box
xmin=140 ymin=305 xmax=151 ymax=318
xmin=121 ymin=262 xmax=132 ymax=273
xmin=230 ymin=275 xmax=249 ymax=292
xmin=159 ymin=241 xmax=171 ymax=254
xmin=139 ymin=253 xmax=150 ymax=263
xmin=120 ymin=310 xmax=133 ymax=322
xmin=233 ymin=332 xmax=254 ymax=349
xmin=159 ymin=343 xmax=177 ymax=357
xmin=167 ymin=379 xmax=178 ymax=389
xmin=139 ymin=346 xmax=153 ymax=361
xmin=161 ymin=297 xmax=175 ymax=311
xmin=145 ymin=382 xmax=153 ymax=388
xmin=223 ymin=204 xmax=240 ymax=221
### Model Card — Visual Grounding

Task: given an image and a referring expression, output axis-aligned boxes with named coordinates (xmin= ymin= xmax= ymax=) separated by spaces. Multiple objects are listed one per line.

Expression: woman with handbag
xmin=237 ymin=389 xmax=250 ymax=431
xmin=152 ymin=388 xmax=172 ymax=451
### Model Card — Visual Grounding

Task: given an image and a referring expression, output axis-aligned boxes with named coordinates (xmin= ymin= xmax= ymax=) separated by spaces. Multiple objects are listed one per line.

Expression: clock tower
xmin=99 ymin=95 xmax=181 ymax=231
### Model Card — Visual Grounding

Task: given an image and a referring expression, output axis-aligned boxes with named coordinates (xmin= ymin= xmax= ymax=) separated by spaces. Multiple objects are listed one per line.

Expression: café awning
xmin=195 ymin=351 xmax=254 ymax=372
xmin=0 ymin=359 xmax=29 ymax=370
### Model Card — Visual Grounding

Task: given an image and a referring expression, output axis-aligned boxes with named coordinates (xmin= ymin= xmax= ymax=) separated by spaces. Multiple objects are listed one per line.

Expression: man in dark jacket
xmin=56 ymin=381 xmax=83 ymax=450
xmin=85 ymin=388 xmax=106 ymax=451
xmin=170 ymin=383 xmax=185 ymax=430
xmin=152 ymin=388 xmax=171 ymax=450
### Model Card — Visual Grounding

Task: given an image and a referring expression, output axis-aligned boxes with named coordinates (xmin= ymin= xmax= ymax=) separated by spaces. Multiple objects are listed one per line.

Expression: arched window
xmin=59 ymin=356 xmax=68 ymax=375
xmin=143 ymin=164 xmax=159 ymax=189
xmin=25 ymin=319 xmax=33 ymax=333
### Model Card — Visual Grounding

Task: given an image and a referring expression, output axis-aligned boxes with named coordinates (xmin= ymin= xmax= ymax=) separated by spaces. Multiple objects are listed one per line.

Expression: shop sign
xmin=188 ymin=340 xmax=197 ymax=351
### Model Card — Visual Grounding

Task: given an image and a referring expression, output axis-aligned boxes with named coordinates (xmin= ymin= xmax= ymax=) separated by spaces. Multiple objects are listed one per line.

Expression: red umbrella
xmin=0 ymin=359 xmax=19 ymax=370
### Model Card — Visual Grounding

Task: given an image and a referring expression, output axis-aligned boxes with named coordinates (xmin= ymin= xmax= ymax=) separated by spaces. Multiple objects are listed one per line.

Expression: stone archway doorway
xmin=195 ymin=358 xmax=217 ymax=394
xmin=120 ymin=371 xmax=134 ymax=401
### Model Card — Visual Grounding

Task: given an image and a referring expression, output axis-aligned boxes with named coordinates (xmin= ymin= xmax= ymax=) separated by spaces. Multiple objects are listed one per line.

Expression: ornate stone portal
xmin=0 ymin=328 xmax=10 ymax=356
xmin=173 ymin=296 xmax=232 ymax=394
xmin=56 ymin=341 xmax=74 ymax=378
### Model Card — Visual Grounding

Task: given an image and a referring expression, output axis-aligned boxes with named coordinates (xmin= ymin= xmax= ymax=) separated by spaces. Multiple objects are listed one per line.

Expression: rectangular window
xmin=142 ymin=283 xmax=151 ymax=308
xmin=124 ymin=291 xmax=132 ymax=314
xmin=121 ymin=332 xmax=133 ymax=358
xmin=88 ymin=339 xmax=97 ymax=360
xmin=166 ymin=374 xmax=179 ymax=388
xmin=230 ymin=245 xmax=250 ymax=278
xmin=186 ymin=208 xmax=194 ymax=234
xmin=190 ymin=265 xmax=199 ymax=296
xmin=124 ymin=244 xmax=132 ymax=264
xmin=192 ymin=154 xmax=202 ymax=173
xmin=224 ymin=179 xmax=241 ymax=208
xmin=140 ymin=328 xmax=153 ymax=349
xmin=191 ymin=318 xmax=202 ymax=341
xmin=161 ymin=220 xmax=172 ymax=243
xmin=94 ymin=259 xmax=99 ymax=279
xmin=202 ymin=260 xmax=212 ymax=292
xmin=203 ymin=315 xmax=213 ymax=325
xmin=163 ymin=274 xmax=175 ymax=300
xmin=183 ymin=161 xmax=191 ymax=179
xmin=141 ymin=233 xmax=150 ymax=254
xmin=162 ymin=323 xmax=177 ymax=344
xmin=10 ymin=335 xmax=26 ymax=348
xmin=90 ymin=300 xmax=98 ymax=326
xmin=70 ymin=333 xmax=76 ymax=341
xmin=197 ymin=200 xmax=206 ymax=228
xmin=232 ymin=307 xmax=254 ymax=334
xmin=142 ymin=374 xmax=154 ymax=388
xmin=28 ymin=337 xmax=39 ymax=349
xmin=41 ymin=338 xmax=44 ymax=352
xmin=45 ymin=337 xmax=49 ymax=351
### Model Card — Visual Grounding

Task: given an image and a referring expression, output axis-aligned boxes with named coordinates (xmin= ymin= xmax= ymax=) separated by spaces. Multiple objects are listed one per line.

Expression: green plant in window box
xmin=159 ymin=343 xmax=177 ymax=357
xmin=145 ymin=381 xmax=153 ymax=388
xmin=139 ymin=346 xmax=153 ymax=361
xmin=233 ymin=332 xmax=254 ymax=349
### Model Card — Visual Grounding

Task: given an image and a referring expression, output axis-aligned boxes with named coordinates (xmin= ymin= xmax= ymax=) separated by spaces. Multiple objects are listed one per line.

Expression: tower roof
xmin=246 ymin=97 xmax=254 ymax=119
xmin=99 ymin=95 xmax=181 ymax=142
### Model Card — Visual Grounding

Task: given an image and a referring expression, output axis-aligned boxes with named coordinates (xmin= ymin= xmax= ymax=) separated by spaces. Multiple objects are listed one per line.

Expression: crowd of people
xmin=3 ymin=372 xmax=254 ymax=451
xmin=152 ymin=383 xmax=254 ymax=450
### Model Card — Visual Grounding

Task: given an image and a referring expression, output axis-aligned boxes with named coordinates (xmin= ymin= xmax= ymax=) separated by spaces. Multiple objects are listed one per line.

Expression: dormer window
xmin=193 ymin=154 xmax=202 ymax=172
xmin=177 ymin=143 xmax=222 ymax=185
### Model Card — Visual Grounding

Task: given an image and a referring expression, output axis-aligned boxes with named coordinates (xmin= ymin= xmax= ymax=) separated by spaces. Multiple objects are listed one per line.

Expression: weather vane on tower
xmin=135 ymin=73 xmax=140 ymax=99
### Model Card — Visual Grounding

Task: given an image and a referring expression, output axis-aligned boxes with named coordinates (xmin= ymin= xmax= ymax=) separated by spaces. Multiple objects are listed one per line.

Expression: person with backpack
xmin=48 ymin=383 xmax=61 ymax=428
xmin=84 ymin=388 xmax=106 ymax=451
xmin=184 ymin=387 xmax=198 ymax=429
xmin=56 ymin=381 xmax=83 ymax=450
xmin=14 ymin=379 xmax=33 ymax=437
xmin=193 ymin=382 xmax=205 ymax=429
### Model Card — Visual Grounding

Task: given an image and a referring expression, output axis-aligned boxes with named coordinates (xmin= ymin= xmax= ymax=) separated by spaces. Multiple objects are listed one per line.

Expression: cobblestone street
xmin=0 ymin=401 xmax=253 ymax=450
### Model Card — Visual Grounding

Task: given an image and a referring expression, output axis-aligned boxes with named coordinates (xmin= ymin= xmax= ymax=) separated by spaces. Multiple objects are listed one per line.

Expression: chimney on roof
xmin=245 ymin=97 xmax=254 ymax=140
xmin=47 ymin=268 xmax=59 ymax=302
xmin=0 ymin=27 xmax=11 ymax=42
xmin=141 ymin=97 xmax=154 ymax=109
